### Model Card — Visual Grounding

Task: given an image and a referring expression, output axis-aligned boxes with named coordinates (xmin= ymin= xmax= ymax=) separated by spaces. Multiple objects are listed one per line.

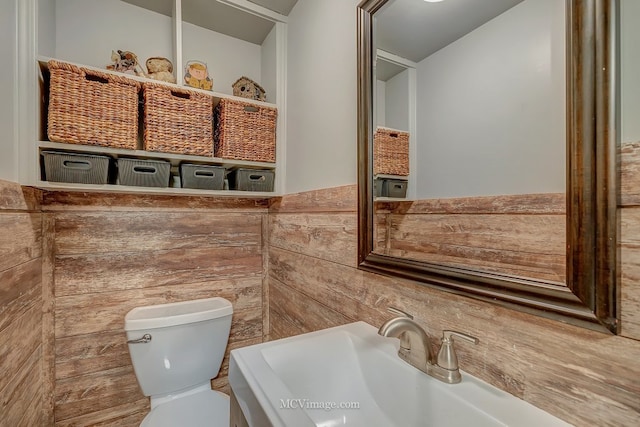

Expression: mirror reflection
xmin=372 ymin=0 xmax=567 ymax=284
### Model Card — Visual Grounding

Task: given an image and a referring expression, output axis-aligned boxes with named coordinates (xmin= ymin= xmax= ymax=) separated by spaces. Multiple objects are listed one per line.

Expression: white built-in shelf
xmin=29 ymin=0 xmax=287 ymax=197
xmin=37 ymin=57 xmax=278 ymax=110
xmin=36 ymin=56 xmax=279 ymax=197
xmin=35 ymin=180 xmax=274 ymax=199
xmin=38 ymin=141 xmax=275 ymax=170
xmin=37 ymin=141 xmax=277 ymax=197
xmin=120 ymin=0 xmax=289 ymax=44
xmin=374 ymin=174 xmax=409 ymax=180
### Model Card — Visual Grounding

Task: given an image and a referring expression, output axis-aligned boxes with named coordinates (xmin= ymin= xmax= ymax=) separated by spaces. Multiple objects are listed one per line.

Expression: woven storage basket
xmin=214 ymin=98 xmax=277 ymax=163
xmin=373 ymin=127 xmax=409 ymax=176
xmin=47 ymin=60 xmax=141 ymax=149
xmin=143 ymin=83 xmax=214 ymax=156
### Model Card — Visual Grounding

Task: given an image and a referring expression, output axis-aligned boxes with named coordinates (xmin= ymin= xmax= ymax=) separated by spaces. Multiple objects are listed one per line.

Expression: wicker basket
xmin=143 ymin=83 xmax=214 ymax=156
xmin=214 ymin=98 xmax=277 ymax=163
xmin=374 ymin=127 xmax=409 ymax=176
xmin=47 ymin=60 xmax=141 ymax=149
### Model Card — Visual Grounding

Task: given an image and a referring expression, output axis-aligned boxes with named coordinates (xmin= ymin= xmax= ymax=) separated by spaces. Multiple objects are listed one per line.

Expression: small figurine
xmin=146 ymin=57 xmax=175 ymax=83
xmin=232 ymin=76 xmax=266 ymax=102
xmin=184 ymin=60 xmax=213 ymax=91
xmin=106 ymin=50 xmax=146 ymax=77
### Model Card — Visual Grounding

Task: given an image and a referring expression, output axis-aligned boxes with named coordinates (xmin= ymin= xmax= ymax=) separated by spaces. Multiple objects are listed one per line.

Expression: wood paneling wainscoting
xmin=375 ymin=193 xmax=566 ymax=283
xmin=0 ymin=180 xmax=44 ymax=426
xmin=41 ymin=192 xmax=269 ymax=426
xmin=3 ymin=146 xmax=640 ymax=426
xmin=620 ymin=141 xmax=640 ymax=337
xmin=268 ymin=184 xmax=640 ymax=427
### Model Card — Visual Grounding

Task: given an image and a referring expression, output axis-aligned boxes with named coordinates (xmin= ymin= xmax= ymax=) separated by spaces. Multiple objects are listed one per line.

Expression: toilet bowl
xmin=125 ymin=297 xmax=233 ymax=427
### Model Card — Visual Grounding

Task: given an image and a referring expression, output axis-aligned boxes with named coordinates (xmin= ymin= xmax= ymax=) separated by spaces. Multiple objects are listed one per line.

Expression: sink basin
xmin=229 ymin=321 xmax=572 ymax=427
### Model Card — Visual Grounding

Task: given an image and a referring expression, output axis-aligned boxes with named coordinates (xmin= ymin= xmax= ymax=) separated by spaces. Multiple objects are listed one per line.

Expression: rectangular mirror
xmin=373 ymin=0 xmax=567 ymax=285
xmin=357 ymin=0 xmax=619 ymax=333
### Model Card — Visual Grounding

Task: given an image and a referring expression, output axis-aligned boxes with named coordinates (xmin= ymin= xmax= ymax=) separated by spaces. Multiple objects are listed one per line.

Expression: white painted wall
xmin=261 ymin=25 xmax=277 ymax=103
xmin=55 ymin=0 xmax=173 ymax=69
xmin=182 ymin=23 xmax=261 ymax=97
xmin=415 ymin=0 xmax=565 ymax=198
xmin=54 ymin=0 xmax=261 ymax=98
xmin=0 ymin=0 xmax=17 ymax=182
xmin=285 ymin=0 xmax=359 ymax=193
xmin=286 ymin=0 xmax=565 ymax=196
xmin=38 ymin=0 xmax=55 ymax=57
xmin=39 ymin=0 xmax=55 ymax=144
xmin=3 ymin=0 xmax=578 ymax=195
xmin=376 ymin=80 xmax=386 ymax=127
xmin=385 ymin=68 xmax=409 ymax=131
xmin=621 ymin=0 xmax=640 ymax=143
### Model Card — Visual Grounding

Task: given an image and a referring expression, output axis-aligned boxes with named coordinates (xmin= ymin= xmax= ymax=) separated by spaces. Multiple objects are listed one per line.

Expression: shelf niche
xmin=34 ymin=0 xmax=286 ymax=196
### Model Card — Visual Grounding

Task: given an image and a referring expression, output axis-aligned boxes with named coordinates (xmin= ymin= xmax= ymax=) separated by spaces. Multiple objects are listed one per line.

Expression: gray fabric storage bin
xmin=42 ymin=151 xmax=110 ymax=184
xmin=180 ymin=164 xmax=225 ymax=190
xmin=228 ymin=168 xmax=274 ymax=192
xmin=375 ymin=178 xmax=407 ymax=198
xmin=118 ymin=158 xmax=171 ymax=187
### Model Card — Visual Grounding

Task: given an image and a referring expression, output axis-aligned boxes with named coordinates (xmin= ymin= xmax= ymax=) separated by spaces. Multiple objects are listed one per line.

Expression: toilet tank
xmin=124 ymin=297 xmax=233 ymax=397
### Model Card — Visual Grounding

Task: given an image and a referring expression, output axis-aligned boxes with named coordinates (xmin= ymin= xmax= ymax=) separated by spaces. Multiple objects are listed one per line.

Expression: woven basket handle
xmin=243 ymin=105 xmax=260 ymax=113
xmin=79 ymin=64 xmax=129 ymax=85
xmin=170 ymin=90 xmax=191 ymax=100
xmin=389 ymin=133 xmax=399 ymax=138
xmin=84 ymin=74 xmax=110 ymax=84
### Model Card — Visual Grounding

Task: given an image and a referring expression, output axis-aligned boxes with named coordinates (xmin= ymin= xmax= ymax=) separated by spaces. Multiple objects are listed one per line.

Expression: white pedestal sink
xmin=229 ymin=321 xmax=572 ymax=427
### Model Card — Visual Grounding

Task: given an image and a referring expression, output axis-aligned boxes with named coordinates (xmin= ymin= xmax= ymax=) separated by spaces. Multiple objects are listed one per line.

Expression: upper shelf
xmin=120 ymin=0 xmax=290 ymax=44
xmin=41 ymin=0 xmax=285 ymax=103
xmin=36 ymin=56 xmax=278 ymax=197
xmin=37 ymin=56 xmax=278 ymax=110
xmin=33 ymin=0 xmax=285 ymax=196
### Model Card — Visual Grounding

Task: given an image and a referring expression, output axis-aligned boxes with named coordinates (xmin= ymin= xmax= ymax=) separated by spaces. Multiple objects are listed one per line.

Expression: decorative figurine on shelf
xmin=184 ymin=60 xmax=213 ymax=91
xmin=145 ymin=57 xmax=175 ymax=83
xmin=232 ymin=76 xmax=266 ymax=102
xmin=106 ymin=50 xmax=146 ymax=77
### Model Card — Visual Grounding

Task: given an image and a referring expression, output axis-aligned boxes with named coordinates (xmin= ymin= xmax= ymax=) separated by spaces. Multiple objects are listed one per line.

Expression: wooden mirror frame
xmin=357 ymin=0 xmax=619 ymax=334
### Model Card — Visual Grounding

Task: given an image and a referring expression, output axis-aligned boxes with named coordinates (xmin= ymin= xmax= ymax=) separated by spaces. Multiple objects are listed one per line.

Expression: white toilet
xmin=124 ymin=297 xmax=233 ymax=427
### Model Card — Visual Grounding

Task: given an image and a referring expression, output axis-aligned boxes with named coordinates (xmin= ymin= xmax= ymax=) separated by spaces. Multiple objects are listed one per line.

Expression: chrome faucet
xmin=378 ymin=308 xmax=479 ymax=384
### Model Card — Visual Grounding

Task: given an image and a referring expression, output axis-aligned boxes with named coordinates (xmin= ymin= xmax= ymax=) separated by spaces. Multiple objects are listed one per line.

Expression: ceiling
xmin=122 ymin=0 xmax=299 ymax=45
xmin=376 ymin=0 xmax=525 ymax=65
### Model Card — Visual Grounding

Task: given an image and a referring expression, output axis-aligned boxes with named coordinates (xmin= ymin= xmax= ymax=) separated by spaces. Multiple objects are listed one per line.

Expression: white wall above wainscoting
xmin=0 ymin=0 xmax=17 ymax=182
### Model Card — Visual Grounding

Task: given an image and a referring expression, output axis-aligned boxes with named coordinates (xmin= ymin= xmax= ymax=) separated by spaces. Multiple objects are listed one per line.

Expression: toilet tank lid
xmin=124 ymin=297 xmax=233 ymax=331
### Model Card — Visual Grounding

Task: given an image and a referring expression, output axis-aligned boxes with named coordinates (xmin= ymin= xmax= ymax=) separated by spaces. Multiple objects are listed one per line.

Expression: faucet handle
xmin=387 ymin=307 xmax=413 ymax=319
xmin=442 ymin=330 xmax=479 ymax=345
xmin=437 ymin=330 xmax=479 ymax=371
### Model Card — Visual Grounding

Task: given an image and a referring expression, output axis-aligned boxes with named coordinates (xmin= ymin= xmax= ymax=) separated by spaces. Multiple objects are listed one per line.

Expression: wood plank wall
xmin=40 ymin=192 xmax=269 ymax=426
xmin=375 ymin=193 xmax=566 ymax=283
xmin=0 ymin=180 xmax=44 ymax=427
xmin=620 ymin=141 xmax=640 ymax=337
xmin=3 ymin=138 xmax=640 ymax=426
xmin=268 ymin=183 xmax=640 ymax=427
